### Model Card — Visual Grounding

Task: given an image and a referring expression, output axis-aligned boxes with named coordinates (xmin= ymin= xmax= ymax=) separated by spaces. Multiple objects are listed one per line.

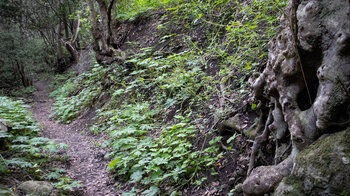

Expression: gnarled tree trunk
xmin=87 ymin=0 xmax=117 ymax=62
xmin=243 ymin=0 xmax=350 ymax=195
xmin=61 ymin=13 xmax=80 ymax=64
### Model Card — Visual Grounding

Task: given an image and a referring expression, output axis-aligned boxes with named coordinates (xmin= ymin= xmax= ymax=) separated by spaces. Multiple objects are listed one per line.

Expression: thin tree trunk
xmin=56 ymin=23 xmax=63 ymax=61
xmin=16 ymin=61 xmax=31 ymax=87
xmin=108 ymin=0 xmax=117 ymax=46
xmin=107 ymin=0 xmax=116 ymax=39
xmin=55 ymin=22 xmax=66 ymax=71
xmin=61 ymin=12 xmax=80 ymax=63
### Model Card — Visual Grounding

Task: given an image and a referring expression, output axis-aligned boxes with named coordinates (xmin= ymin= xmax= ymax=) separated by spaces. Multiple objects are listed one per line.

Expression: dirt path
xmin=32 ymin=81 xmax=116 ymax=196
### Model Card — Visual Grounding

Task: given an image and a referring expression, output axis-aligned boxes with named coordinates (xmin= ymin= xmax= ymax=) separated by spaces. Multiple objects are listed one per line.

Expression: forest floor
xmin=32 ymin=80 xmax=116 ymax=196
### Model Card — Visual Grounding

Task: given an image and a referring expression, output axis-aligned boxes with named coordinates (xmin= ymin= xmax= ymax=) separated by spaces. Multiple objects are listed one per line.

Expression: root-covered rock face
xmin=243 ymin=0 xmax=350 ymax=195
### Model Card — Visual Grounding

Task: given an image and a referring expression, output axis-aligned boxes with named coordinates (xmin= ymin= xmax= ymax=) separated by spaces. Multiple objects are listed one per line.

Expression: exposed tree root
xmin=243 ymin=156 xmax=293 ymax=196
xmin=247 ymin=109 xmax=273 ymax=175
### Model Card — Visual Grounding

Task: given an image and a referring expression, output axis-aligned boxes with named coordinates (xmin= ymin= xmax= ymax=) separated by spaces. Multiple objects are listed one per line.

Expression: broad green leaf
xmin=142 ymin=186 xmax=160 ymax=196
xmin=130 ymin=170 xmax=144 ymax=183
xmin=251 ymin=103 xmax=257 ymax=110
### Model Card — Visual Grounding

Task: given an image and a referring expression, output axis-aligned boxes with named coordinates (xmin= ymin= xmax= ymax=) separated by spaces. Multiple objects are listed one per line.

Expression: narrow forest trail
xmin=32 ymin=80 xmax=116 ymax=196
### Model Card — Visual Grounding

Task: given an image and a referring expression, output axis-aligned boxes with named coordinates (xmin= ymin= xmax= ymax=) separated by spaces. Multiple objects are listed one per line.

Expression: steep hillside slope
xmin=2 ymin=0 xmax=349 ymax=195
xmin=46 ymin=0 xmax=350 ymax=195
xmin=50 ymin=1 xmax=288 ymax=195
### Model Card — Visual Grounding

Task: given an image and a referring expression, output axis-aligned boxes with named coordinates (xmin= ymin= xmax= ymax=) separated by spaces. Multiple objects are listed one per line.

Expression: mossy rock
xmin=0 ymin=121 xmax=9 ymax=150
xmin=274 ymin=129 xmax=350 ymax=195
xmin=17 ymin=181 xmax=53 ymax=196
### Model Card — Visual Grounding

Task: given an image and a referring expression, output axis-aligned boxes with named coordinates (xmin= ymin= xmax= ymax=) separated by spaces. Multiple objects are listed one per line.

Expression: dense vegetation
xmin=0 ymin=97 xmax=62 ymax=171
xmin=0 ymin=97 xmax=81 ymax=191
xmin=0 ymin=0 xmax=294 ymax=195
xmin=49 ymin=0 xmax=287 ymax=194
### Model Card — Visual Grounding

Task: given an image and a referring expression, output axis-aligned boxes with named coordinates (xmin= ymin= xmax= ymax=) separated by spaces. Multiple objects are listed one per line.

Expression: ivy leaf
xmin=52 ymin=168 xmax=66 ymax=173
xmin=122 ymin=192 xmax=136 ymax=196
xmin=0 ymin=131 xmax=9 ymax=138
xmin=140 ymin=124 xmax=153 ymax=131
xmin=227 ymin=133 xmax=238 ymax=143
xmin=122 ymin=187 xmax=137 ymax=196
xmin=130 ymin=170 xmax=144 ymax=183
xmin=142 ymin=186 xmax=160 ymax=196
xmin=170 ymin=191 xmax=178 ymax=196
xmin=108 ymin=158 xmax=120 ymax=169
xmin=251 ymin=103 xmax=257 ymax=110
xmin=70 ymin=181 xmax=84 ymax=188
xmin=153 ymin=157 xmax=168 ymax=165
xmin=45 ymin=171 xmax=61 ymax=180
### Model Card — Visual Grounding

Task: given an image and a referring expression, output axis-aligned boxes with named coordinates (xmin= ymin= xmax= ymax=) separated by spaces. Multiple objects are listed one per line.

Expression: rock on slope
xmin=275 ymin=129 xmax=350 ymax=195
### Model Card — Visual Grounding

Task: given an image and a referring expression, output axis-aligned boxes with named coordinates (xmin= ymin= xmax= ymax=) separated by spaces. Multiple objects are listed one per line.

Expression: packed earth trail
xmin=32 ymin=81 xmax=116 ymax=196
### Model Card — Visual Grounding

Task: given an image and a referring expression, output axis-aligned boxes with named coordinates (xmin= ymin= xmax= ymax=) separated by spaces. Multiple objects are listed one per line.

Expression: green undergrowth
xmin=51 ymin=53 xmax=222 ymax=194
xmin=49 ymin=71 xmax=78 ymax=96
xmin=9 ymin=86 xmax=37 ymax=98
xmin=51 ymin=0 xmax=287 ymax=194
xmin=159 ymin=0 xmax=287 ymax=110
xmin=0 ymin=96 xmax=68 ymax=178
xmin=116 ymin=0 xmax=182 ymax=21
xmin=97 ymin=104 xmax=221 ymax=195
xmin=0 ymin=96 xmax=83 ymax=194
xmin=50 ymin=67 xmax=105 ymax=123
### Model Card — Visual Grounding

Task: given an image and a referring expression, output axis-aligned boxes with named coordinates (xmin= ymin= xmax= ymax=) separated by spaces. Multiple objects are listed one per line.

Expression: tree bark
xmin=61 ymin=13 xmax=80 ymax=64
xmin=243 ymin=0 xmax=350 ymax=195
xmin=96 ymin=0 xmax=109 ymax=52
xmin=15 ymin=61 xmax=32 ymax=87
xmin=55 ymin=22 xmax=66 ymax=72
xmin=107 ymin=0 xmax=117 ymax=41
xmin=87 ymin=0 xmax=117 ymax=57
xmin=86 ymin=0 xmax=102 ymax=52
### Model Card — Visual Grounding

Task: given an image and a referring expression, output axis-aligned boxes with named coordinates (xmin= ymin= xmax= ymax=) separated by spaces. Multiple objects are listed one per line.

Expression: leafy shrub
xmin=96 ymin=103 xmax=221 ymax=194
xmin=10 ymin=86 xmax=37 ymax=98
xmin=53 ymin=176 xmax=84 ymax=191
xmin=0 ymin=96 xmax=68 ymax=175
xmin=49 ymin=0 xmax=287 ymax=194
xmin=116 ymin=0 xmax=182 ymax=21
xmin=50 ymin=65 xmax=107 ymax=123
xmin=49 ymin=71 xmax=78 ymax=98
